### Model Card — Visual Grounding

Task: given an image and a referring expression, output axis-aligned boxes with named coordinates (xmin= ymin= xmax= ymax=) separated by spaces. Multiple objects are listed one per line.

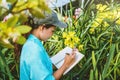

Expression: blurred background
xmin=0 ymin=0 xmax=120 ymax=80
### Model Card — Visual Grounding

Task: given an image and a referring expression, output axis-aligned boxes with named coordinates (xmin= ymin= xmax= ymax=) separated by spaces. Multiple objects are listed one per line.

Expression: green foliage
xmin=89 ymin=70 xmax=94 ymax=80
xmin=15 ymin=25 xmax=31 ymax=34
xmin=0 ymin=41 xmax=14 ymax=48
xmin=6 ymin=0 xmax=17 ymax=4
xmin=29 ymin=7 xmax=45 ymax=18
xmin=0 ymin=48 xmax=13 ymax=80
xmin=16 ymin=36 xmax=26 ymax=45
xmin=102 ymin=44 xmax=115 ymax=79
xmin=0 ymin=0 xmax=50 ymax=79
xmin=0 ymin=0 xmax=120 ymax=80
xmin=44 ymin=0 xmax=120 ymax=80
xmin=0 ymin=0 xmax=50 ymax=48
xmin=5 ymin=15 xmax=19 ymax=27
xmin=0 ymin=15 xmax=32 ymax=48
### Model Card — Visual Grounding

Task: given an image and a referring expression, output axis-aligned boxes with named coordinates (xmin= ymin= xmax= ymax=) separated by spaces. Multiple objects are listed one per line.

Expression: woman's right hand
xmin=63 ymin=48 xmax=78 ymax=69
xmin=53 ymin=48 xmax=78 ymax=80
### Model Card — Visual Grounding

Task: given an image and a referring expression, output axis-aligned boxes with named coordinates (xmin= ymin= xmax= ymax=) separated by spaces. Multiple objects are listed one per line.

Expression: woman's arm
xmin=53 ymin=48 xmax=77 ymax=80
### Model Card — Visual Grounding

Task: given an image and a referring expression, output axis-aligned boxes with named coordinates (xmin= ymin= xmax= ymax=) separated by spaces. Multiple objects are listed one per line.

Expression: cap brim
xmin=53 ymin=21 xmax=67 ymax=28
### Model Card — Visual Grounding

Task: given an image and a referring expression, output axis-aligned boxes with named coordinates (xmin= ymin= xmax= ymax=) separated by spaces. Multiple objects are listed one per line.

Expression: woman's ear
xmin=38 ymin=25 xmax=44 ymax=31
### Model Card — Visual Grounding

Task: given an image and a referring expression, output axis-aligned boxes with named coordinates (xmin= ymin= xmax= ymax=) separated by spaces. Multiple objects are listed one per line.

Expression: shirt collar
xmin=28 ymin=34 xmax=43 ymax=45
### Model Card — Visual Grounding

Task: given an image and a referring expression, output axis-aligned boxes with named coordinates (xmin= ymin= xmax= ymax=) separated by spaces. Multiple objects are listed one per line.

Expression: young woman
xmin=20 ymin=11 xmax=77 ymax=80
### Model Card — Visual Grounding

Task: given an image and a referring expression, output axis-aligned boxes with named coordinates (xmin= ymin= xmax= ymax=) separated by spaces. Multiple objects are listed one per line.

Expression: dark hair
xmin=27 ymin=16 xmax=38 ymax=29
xmin=42 ymin=24 xmax=55 ymax=29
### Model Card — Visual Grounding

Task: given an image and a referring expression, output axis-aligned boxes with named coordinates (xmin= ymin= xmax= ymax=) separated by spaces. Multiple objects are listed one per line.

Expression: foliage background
xmin=0 ymin=0 xmax=120 ymax=80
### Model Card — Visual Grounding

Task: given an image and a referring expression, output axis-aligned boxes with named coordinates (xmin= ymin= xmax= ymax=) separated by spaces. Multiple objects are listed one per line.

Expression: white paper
xmin=50 ymin=47 xmax=84 ymax=75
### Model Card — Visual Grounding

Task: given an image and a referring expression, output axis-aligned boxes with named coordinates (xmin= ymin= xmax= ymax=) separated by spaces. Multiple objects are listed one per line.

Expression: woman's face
xmin=39 ymin=26 xmax=56 ymax=41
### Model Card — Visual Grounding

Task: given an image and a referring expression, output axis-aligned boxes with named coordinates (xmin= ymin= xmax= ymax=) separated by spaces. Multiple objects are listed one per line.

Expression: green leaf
xmin=16 ymin=36 xmax=26 ymax=45
xmin=0 ymin=40 xmax=14 ymax=48
xmin=0 ymin=6 xmax=7 ymax=17
xmin=97 ymin=31 xmax=109 ymax=41
xmin=15 ymin=25 xmax=32 ymax=34
xmin=0 ymin=6 xmax=2 ymax=16
xmin=29 ymin=7 xmax=45 ymax=18
xmin=15 ymin=0 xmax=26 ymax=6
xmin=102 ymin=44 xmax=115 ymax=79
xmin=92 ymin=51 xmax=96 ymax=70
xmin=12 ymin=2 xmax=28 ymax=13
xmin=89 ymin=69 xmax=94 ymax=80
xmin=0 ymin=22 xmax=7 ymax=30
xmin=6 ymin=0 xmax=17 ymax=4
xmin=18 ymin=14 xmax=28 ymax=24
xmin=95 ymin=69 xmax=98 ymax=80
xmin=5 ymin=16 xmax=19 ymax=27
xmin=38 ymin=0 xmax=51 ymax=12
xmin=115 ymin=25 xmax=120 ymax=34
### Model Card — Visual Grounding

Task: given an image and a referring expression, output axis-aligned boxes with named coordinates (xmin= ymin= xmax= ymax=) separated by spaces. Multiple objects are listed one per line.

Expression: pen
xmin=54 ymin=53 xmax=70 ymax=65
xmin=66 ymin=53 xmax=70 ymax=55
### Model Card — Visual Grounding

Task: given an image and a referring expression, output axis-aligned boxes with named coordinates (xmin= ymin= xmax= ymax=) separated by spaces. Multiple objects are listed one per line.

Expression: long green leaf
xmin=102 ymin=44 xmax=115 ymax=79
xmin=92 ymin=51 xmax=98 ymax=80
xmin=5 ymin=15 xmax=19 ymax=27
xmin=89 ymin=70 xmax=94 ymax=80
xmin=15 ymin=25 xmax=32 ymax=34
xmin=92 ymin=51 xmax=96 ymax=70
xmin=106 ymin=51 xmax=120 ymax=78
xmin=0 ymin=40 xmax=14 ymax=48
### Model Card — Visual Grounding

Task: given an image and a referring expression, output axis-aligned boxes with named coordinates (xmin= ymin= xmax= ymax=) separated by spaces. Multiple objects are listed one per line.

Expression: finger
xmin=72 ymin=53 xmax=76 ymax=57
xmin=73 ymin=48 xmax=78 ymax=52
xmin=71 ymin=52 xmax=76 ymax=58
xmin=71 ymin=49 xmax=76 ymax=55
xmin=71 ymin=52 xmax=76 ymax=56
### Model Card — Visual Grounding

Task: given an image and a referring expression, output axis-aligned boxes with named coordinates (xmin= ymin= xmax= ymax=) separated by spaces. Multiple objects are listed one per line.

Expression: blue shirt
xmin=20 ymin=34 xmax=55 ymax=80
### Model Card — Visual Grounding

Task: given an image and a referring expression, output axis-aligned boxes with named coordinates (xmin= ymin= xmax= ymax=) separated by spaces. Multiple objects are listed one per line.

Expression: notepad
xmin=50 ymin=47 xmax=84 ymax=75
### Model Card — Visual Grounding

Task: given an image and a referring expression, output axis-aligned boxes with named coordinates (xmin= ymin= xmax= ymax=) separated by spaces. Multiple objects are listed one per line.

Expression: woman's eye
xmin=52 ymin=30 xmax=55 ymax=33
